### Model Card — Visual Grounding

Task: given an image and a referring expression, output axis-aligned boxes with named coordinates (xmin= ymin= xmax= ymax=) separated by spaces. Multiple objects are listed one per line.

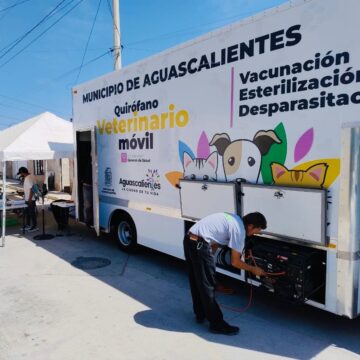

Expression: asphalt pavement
xmin=0 ymin=211 xmax=359 ymax=360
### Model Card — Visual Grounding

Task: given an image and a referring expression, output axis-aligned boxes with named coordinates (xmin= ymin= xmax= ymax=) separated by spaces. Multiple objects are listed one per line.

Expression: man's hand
xmin=231 ymin=249 xmax=266 ymax=276
xmin=252 ymin=266 xmax=266 ymax=277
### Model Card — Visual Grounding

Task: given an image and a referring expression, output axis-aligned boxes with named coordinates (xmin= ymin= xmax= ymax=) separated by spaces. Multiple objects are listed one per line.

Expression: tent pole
xmin=45 ymin=160 xmax=48 ymax=189
xmin=1 ymin=161 xmax=6 ymax=247
xmin=60 ymin=158 xmax=63 ymax=192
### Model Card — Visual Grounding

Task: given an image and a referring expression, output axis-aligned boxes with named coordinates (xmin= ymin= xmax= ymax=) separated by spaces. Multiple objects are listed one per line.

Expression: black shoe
xmin=209 ymin=321 xmax=239 ymax=335
xmin=196 ymin=315 xmax=205 ymax=324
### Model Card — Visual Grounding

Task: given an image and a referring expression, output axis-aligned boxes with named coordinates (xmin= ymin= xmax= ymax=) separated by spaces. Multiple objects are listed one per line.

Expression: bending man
xmin=183 ymin=212 xmax=266 ymax=335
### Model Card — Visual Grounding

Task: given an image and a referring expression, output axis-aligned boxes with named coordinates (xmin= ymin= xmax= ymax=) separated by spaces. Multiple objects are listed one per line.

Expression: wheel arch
xmin=109 ymin=209 xmax=134 ymax=231
xmin=110 ymin=209 xmax=138 ymax=252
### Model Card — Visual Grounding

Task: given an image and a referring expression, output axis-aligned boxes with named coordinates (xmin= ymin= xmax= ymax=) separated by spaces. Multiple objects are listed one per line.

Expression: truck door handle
xmin=201 ymin=184 xmax=208 ymax=191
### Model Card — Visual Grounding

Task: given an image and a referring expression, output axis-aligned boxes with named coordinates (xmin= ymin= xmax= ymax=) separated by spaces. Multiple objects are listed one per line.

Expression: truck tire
xmin=112 ymin=214 xmax=137 ymax=253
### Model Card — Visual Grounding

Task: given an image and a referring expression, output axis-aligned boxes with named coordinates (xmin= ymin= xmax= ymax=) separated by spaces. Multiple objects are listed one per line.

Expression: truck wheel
xmin=113 ymin=214 xmax=137 ymax=253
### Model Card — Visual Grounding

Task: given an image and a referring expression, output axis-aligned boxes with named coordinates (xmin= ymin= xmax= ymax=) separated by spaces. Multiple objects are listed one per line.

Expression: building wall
xmin=10 ymin=159 xmax=73 ymax=193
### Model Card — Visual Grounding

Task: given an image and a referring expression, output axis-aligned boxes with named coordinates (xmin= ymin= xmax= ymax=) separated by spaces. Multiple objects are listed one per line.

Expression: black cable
xmin=0 ymin=0 xmax=85 ymax=69
xmin=0 ymin=0 xmax=32 ymax=13
xmin=124 ymin=8 xmax=273 ymax=48
xmin=0 ymin=93 xmax=49 ymax=111
xmin=0 ymin=101 xmax=39 ymax=116
xmin=75 ymin=0 xmax=102 ymax=83
xmin=56 ymin=49 xmax=112 ymax=82
xmin=19 ymin=47 xmax=108 ymax=54
xmin=25 ymin=49 xmax=112 ymax=92
xmin=2 ymin=0 xmax=76 ymax=55
xmin=0 ymin=0 xmax=71 ymax=59
xmin=0 ymin=49 xmax=111 ymax=118
xmin=122 ymin=45 xmax=154 ymax=53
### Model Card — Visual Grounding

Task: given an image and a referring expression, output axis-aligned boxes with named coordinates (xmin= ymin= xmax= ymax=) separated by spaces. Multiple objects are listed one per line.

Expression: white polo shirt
xmin=189 ymin=212 xmax=246 ymax=253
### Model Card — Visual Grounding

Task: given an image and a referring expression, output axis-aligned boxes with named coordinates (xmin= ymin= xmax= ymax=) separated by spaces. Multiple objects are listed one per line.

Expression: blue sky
xmin=0 ymin=0 xmax=287 ymax=128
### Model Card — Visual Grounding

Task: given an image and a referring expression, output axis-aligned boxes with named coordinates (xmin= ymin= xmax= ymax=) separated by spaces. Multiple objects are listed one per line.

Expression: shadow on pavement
xmin=5 ymin=209 xmax=360 ymax=359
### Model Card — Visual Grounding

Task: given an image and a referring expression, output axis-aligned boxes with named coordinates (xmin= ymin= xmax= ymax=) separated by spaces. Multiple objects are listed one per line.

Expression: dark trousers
xmin=25 ymin=200 xmax=37 ymax=227
xmin=183 ymin=235 xmax=224 ymax=326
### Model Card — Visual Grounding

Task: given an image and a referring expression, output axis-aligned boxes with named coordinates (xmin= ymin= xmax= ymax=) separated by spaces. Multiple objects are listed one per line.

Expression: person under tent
xmin=17 ymin=167 xmax=38 ymax=232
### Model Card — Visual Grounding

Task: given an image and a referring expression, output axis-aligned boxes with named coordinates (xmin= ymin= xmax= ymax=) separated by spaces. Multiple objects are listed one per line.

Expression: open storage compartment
xmin=246 ymin=236 xmax=326 ymax=304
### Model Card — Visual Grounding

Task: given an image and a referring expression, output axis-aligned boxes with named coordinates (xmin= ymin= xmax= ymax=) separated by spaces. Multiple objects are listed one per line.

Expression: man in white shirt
xmin=183 ymin=212 xmax=267 ymax=335
xmin=17 ymin=167 xmax=38 ymax=232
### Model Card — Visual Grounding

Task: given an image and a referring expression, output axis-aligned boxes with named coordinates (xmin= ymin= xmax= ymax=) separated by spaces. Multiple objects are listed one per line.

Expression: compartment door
xmin=241 ymin=184 xmax=327 ymax=244
xmin=91 ymin=127 xmax=99 ymax=236
xmin=179 ymin=180 xmax=240 ymax=221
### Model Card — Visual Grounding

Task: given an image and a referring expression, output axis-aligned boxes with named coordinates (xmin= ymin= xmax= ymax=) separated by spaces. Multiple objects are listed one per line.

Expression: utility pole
xmin=112 ymin=0 xmax=121 ymax=70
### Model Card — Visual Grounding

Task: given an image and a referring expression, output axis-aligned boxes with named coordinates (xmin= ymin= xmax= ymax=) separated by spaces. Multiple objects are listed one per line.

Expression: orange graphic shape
xmin=165 ymin=171 xmax=183 ymax=187
xmin=293 ymin=158 xmax=340 ymax=189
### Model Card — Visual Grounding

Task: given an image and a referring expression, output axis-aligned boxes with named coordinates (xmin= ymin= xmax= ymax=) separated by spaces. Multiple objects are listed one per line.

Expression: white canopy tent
xmin=0 ymin=112 xmax=74 ymax=246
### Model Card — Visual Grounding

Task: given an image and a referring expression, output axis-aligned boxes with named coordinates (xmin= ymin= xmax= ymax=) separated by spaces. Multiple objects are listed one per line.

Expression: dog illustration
xmin=210 ymin=130 xmax=281 ymax=183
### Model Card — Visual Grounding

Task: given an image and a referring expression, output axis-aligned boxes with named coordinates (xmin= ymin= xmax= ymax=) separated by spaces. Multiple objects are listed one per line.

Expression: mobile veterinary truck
xmin=72 ymin=0 xmax=360 ymax=318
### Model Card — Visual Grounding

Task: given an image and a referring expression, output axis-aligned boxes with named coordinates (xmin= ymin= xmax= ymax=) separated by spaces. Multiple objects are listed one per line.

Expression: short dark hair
xmin=243 ymin=212 xmax=267 ymax=229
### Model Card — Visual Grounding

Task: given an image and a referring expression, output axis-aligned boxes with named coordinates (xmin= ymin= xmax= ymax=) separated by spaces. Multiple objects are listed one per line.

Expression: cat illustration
xmin=271 ymin=162 xmax=328 ymax=188
xmin=183 ymin=151 xmax=218 ymax=181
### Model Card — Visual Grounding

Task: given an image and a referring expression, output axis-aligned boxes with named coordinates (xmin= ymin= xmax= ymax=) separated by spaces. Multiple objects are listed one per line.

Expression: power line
xmin=55 ymin=49 xmax=112 ymax=83
xmin=0 ymin=93 xmax=50 ymax=111
xmin=0 ymin=0 xmax=85 ymax=69
xmin=123 ymin=8 xmax=273 ymax=48
xmin=14 ymin=49 xmax=112 ymax=97
xmin=0 ymin=94 xmax=69 ymax=119
xmin=0 ymin=0 xmax=32 ymax=13
xmin=123 ymin=46 xmax=155 ymax=53
xmin=0 ymin=48 xmax=111 ymax=121
xmin=0 ymin=0 xmax=69 ymax=60
xmin=0 ymin=101 xmax=39 ymax=115
xmin=0 ymin=0 xmax=76 ymax=57
xmin=18 ymin=47 xmax=109 ymax=54
xmin=75 ymin=0 xmax=102 ymax=83
xmin=1 ymin=0 xmax=74 ymax=55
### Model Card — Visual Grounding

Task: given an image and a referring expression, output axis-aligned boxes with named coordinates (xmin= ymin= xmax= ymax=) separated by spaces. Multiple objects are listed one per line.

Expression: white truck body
xmin=72 ymin=0 xmax=360 ymax=318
